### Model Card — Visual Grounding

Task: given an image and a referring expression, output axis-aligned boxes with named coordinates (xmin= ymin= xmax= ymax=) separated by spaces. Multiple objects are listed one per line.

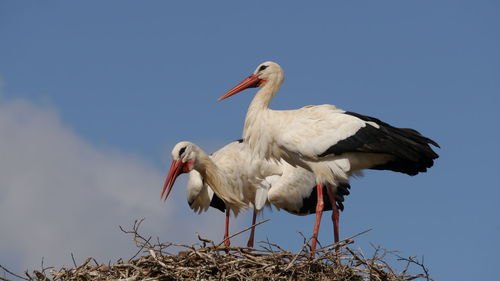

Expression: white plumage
xmin=218 ymin=61 xmax=440 ymax=251
xmin=184 ymin=169 xmax=218 ymax=214
xmin=162 ymin=140 xmax=351 ymax=247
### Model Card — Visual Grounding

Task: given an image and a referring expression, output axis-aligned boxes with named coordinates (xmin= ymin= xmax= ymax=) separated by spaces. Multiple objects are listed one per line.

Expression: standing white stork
xmin=161 ymin=140 xmax=352 ymax=247
xmin=218 ymin=61 xmax=440 ymax=251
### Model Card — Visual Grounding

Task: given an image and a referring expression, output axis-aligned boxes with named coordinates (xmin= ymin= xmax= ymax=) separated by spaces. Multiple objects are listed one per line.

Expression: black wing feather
xmin=319 ymin=111 xmax=440 ymax=176
xmin=209 ymin=193 xmax=226 ymax=213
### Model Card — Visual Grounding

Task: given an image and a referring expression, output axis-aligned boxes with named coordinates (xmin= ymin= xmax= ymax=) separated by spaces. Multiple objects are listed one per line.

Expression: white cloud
xmin=0 ymin=99 xmax=233 ymax=274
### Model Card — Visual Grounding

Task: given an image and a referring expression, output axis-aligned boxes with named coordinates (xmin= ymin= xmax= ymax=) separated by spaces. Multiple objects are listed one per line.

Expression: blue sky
xmin=0 ymin=1 xmax=499 ymax=280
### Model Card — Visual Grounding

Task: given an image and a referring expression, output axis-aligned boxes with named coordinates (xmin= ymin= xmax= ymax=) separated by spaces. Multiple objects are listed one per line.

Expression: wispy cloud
xmin=0 ymin=98 xmax=230 ymax=273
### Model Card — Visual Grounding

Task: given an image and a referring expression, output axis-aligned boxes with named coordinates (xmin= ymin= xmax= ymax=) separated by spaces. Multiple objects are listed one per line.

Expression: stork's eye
xmin=258 ymin=65 xmax=268 ymax=72
xmin=179 ymin=147 xmax=186 ymax=157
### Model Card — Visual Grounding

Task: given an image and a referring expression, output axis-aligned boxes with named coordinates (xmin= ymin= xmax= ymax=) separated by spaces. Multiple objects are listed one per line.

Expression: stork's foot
xmin=311 ymin=234 xmax=318 ymax=250
xmin=224 ymin=238 xmax=231 ymax=247
xmin=326 ymin=185 xmax=340 ymax=247
xmin=310 ymin=235 xmax=319 ymax=257
xmin=246 ymin=239 xmax=254 ymax=248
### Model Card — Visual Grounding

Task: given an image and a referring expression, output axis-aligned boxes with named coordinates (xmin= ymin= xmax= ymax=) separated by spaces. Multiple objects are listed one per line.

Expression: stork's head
xmin=161 ymin=141 xmax=197 ymax=201
xmin=218 ymin=61 xmax=284 ymax=101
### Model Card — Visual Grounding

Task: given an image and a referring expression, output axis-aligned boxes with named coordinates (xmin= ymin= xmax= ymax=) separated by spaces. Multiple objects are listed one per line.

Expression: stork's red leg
xmin=311 ymin=182 xmax=325 ymax=252
xmin=247 ymin=209 xmax=257 ymax=248
xmin=224 ymin=209 xmax=231 ymax=247
xmin=326 ymin=185 xmax=340 ymax=244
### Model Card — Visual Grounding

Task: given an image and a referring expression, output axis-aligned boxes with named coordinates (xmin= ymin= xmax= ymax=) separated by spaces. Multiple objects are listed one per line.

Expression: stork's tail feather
xmin=342 ymin=111 xmax=440 ymax=176
xmin=371 ymin=126 xmax=440 ymax=176
xmin=334 ymin=182 xmax=351 ymax=211
xmin=299 ymin=182 xmax=351 ymax=214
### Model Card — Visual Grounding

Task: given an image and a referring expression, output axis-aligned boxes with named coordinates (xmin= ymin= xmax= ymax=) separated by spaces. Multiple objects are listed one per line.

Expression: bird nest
xmin=1 ymin=220 xmax=433 ymax=281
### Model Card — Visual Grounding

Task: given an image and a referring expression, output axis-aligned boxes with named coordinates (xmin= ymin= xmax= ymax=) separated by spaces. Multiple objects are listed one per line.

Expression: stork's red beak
xmin=218 ymin=74 xmax=262 ymax=101
xmin=161 ymin=159 xmax=184 ymax=201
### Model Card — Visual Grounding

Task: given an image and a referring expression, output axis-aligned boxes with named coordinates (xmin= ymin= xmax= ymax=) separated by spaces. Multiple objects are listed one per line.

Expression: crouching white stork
xmin=218 ymin=61 xmax=440 ymax=251
xmin=162 ymin=140 xmax=352 ymax=247
xmin=162 ymin=140 xmax=262 ymax=247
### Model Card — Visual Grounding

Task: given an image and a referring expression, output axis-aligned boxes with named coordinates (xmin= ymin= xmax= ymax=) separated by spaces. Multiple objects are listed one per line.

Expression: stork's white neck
xmin=243 ymin=76 xmax=283 ymax=159
xmin=250 ymin=80 xmax=280 ymax=108
xmin=193 ymin=147 xmax=245 ymax=208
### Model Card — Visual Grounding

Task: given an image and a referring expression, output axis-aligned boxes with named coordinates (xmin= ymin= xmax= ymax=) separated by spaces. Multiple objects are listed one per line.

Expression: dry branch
xmin=0 ymin=220 xmax=433 ymax=281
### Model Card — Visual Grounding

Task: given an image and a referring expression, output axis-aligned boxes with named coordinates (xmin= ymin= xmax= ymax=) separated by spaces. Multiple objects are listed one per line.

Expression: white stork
xmin=161 ymin=140 xmax=352 ymax=247
xmin=218 ymin=61 xmax=440 ymax=251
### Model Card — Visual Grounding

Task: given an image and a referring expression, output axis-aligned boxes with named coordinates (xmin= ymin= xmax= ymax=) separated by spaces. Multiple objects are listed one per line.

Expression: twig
xmin=119 ymin=218 xmax=156 ymax=262
xmin=217 ymin=219 xmax=270 ymax=247
xmin=0 ymin=265 xmax=28 ymax=281
xmin=397 ymin=255 xmax=433 ymax=281
xmin=284 ymin=235 xmax=313 ymax=270
xmin=197 ymin=233 xmax=216 ymax=248
xmin=0 ymin=276 xmax=12 ymax=281
xmin=317 ymin=228 xmax=372 ymax=252
xmin=70 ymin=253 xmax=77 ymax=268
xmin=0 ymin=220 xmax=433 ymax=281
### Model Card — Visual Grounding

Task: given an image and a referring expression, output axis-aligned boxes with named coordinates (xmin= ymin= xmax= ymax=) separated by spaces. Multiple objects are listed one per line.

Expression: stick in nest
xmin=217 ymin=218 xmax=270 ymax=247
xmin=1 ymin=220 xmax=434 ymax=281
